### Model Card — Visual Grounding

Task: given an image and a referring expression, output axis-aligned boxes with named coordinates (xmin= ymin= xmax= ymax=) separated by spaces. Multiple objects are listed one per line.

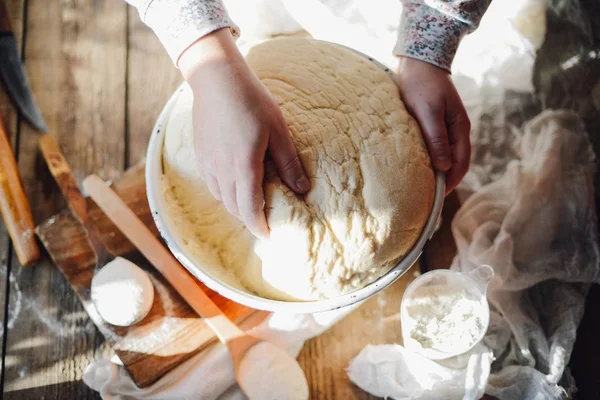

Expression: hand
xmin=396 ymin=57 xmax=471 ymax=194
xmin=179 ymin=29 xmax=310 ymax=239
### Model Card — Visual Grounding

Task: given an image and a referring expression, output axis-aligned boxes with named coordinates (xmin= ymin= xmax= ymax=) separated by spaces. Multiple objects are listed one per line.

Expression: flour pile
xmin=403 ymin=284 xmax=486 ymax=355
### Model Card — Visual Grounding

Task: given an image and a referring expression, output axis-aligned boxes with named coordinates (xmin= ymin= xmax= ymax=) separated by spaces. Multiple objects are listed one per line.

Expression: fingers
xmin=221 ymin=180 xmax=240 ymax=217
xmin=236 ymin=161 xmax=270 ymax=239
xmin=204 ymin=173 xmax=222 ymax=201
xmin=413 ymin=102 xmax=452 ymax=172
xmin=268 ymin=123 xmax=311 ymax=194
xmin=201 ymin=163 xmax=268 ymax=239
xmin=445 ymin=98 xmax=471 ymax=194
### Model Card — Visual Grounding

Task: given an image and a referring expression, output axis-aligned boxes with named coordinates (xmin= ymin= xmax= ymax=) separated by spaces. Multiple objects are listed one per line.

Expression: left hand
xmin=396 ymin=57 xmax=471 ymax=194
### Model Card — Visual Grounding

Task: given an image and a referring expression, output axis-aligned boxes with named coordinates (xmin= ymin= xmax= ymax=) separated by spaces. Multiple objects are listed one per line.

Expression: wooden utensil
xmin=39 ymin=134 xmax=113 ymax=268
xmin=0 ymin=115 xmax=39 ymax=266
xmin=83 ymin=174 xmax=264 ymax=392
xmin=0 ymin=0 xmax=47 ymax=131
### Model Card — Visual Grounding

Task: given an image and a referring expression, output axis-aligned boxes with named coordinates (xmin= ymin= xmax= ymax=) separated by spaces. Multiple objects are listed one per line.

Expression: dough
xmin=161 ymin=38 xmax=434 ymax=300
xmin=91 ymin=257 xmax=155 ymax=326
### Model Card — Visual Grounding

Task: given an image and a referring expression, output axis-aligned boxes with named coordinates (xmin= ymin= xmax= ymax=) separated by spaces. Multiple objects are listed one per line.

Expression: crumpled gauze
xmin=453 ymin=110 xmax=599 ymax=399
xmin=348 ymin=110 xmax=599 ymax=400
xmin=348 ymin=343 xmax=492 ymax=400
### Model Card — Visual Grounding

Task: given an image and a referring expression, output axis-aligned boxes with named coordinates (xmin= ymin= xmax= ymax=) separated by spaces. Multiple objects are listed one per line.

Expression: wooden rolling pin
xmin=0 ymin=115 xmax=39 ymax=266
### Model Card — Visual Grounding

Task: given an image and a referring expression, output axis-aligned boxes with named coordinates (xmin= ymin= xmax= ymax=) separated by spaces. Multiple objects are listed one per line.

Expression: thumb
xmin=414 ymin=102 xmax=452 ymax=172
xmin=268 ymin=123 xmax=311 ymax=194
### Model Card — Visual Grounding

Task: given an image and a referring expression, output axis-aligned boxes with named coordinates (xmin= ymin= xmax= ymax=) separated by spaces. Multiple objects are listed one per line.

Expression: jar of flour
xmin=400 ymin=265 xmax=494 ymax=360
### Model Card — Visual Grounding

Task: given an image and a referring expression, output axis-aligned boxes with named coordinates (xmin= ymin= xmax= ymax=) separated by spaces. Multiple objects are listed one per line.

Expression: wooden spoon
xmin=82 ymin=174 xmax=306 ymax=397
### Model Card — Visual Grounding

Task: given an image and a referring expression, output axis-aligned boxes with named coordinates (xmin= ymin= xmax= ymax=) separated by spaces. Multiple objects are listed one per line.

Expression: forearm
xmin=125 ymin=0 xmax=239 ymax=66
xmin=395 ymin=0 xmax=492 ymax=71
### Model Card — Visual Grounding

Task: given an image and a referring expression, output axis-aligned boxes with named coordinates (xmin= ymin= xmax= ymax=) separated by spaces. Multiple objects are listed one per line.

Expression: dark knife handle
xmin=0 ymin=0 xmax=12 ymax=33
xmin=0 ymin=113 xmax=40 ymax=266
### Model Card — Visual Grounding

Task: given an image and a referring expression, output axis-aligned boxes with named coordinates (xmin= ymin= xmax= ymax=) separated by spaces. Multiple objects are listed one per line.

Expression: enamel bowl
xmin=145 ymin=47 xmax=445 ymax=313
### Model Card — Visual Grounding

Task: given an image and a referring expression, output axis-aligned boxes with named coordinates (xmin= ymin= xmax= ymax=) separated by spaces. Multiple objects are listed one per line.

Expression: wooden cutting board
xmin=35 ymin=163 xmax=267 ymax=388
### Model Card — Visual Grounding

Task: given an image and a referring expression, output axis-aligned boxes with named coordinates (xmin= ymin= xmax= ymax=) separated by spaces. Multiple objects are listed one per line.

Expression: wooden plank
xmin=3 ymin=0 xmax=127 ymax=397
xmin=0 ymin=0 xmax=24 ymax=389
xmin=126 ymin=9 xmax=181 ymax=166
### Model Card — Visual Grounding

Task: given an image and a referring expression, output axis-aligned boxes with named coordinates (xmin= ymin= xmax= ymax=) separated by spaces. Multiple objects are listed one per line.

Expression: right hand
xmin=395 ymin=57 xmax=471 ymax=195
xmin=179 ymin=28 xmax=310 ymax=239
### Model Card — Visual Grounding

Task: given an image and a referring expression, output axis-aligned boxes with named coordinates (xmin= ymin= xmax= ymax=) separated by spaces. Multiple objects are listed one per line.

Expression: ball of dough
xmin=162 ymin=38 xmax=434 ymax=301
xmin=91 ymin=257 xmax=154 ymax=326
xmin=250 ymin=38 xmax=435 ymax=299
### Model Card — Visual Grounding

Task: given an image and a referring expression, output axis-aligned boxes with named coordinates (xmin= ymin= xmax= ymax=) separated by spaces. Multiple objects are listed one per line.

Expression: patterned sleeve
xmin=394 ymin=1 xmax=492 ymax=71
xmin=125 ymin=0 xmax=240 ymax=66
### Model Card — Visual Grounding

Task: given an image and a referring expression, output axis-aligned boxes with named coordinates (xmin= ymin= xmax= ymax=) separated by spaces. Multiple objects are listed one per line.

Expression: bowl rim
xmin=145 ymin=45 xmax=445 ymax=314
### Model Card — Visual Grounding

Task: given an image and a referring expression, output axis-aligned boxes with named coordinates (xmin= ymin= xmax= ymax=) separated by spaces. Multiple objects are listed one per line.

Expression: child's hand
xmin=179 ymin=29 xmax=310 ymax=239
xmin=396 ymin=57 xmax=471 ymax=194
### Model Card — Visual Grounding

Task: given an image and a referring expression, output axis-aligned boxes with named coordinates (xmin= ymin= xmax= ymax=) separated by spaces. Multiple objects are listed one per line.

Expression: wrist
xmin=393 ymin=4 xmax=467 ymax=72
xmin=397 ymin=56 xmax=449 ymax=75
xmin=179 ymin=28 xmax=244 ymax=81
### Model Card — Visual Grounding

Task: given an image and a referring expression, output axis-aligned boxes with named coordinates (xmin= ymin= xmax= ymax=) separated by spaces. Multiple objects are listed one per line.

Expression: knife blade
xmin=0 ymin=0 xmax=47 ymax=132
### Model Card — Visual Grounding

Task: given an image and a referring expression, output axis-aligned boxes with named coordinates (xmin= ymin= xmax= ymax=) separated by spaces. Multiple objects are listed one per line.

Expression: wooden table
xmin=5 ymin=1 xmax=597 ymax=398
xmin=0 ymin=1 xmax=434 ymax=398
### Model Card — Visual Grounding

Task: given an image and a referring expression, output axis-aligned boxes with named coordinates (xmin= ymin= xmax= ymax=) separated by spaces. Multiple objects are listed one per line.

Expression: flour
xmin=238 ymin=341 xmax=309 ymax=400
xmin=0 ymin=272 xmax=21 ymax=337
xmin=403 ymin=284 xmax=486 ymax=355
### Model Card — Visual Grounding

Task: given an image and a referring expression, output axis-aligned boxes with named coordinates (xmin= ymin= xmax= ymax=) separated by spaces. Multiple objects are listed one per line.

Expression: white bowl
xmin=146 ymin=53 xmax=445 ymax=314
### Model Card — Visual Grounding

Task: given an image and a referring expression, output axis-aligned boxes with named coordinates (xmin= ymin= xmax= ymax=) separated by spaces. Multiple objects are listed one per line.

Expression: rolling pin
xmin=0 ymin=115 xmax=39 ymax=266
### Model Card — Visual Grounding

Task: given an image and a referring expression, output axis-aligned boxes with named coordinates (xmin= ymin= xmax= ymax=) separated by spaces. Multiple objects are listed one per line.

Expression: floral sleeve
xmin=125 ymin=0 xmax=239 ymax=66
xmin=394 ymin=0 xmax=492 ymax=71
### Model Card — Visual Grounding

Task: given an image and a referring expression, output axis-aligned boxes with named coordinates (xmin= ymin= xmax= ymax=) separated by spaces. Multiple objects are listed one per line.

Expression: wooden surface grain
xmin=0 ymin=0 xmax=24 ymax=390
xmin=126 ymin=9 xmax=181 ymax=166
xmin=3 ymin=0 xmax=127 ymax=398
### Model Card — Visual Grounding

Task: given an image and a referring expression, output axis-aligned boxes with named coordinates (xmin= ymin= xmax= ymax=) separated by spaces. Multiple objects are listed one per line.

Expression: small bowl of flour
xmin=400 ymin=265 xmax=493 ymax=360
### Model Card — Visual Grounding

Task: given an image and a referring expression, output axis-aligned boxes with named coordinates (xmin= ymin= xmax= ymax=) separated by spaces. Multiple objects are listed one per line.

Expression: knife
xmin=0 ymin=0 xmax=47 ymax=131
xmin=0 ymin=0 xmax=43 ymax=266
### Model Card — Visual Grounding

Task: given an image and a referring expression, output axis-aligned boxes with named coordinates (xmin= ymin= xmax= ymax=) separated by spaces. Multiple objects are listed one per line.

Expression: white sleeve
xmin=395 ymin=0 xmax=492 ymax=71
xmin=125 ymin=0 xmax=239 ymax=66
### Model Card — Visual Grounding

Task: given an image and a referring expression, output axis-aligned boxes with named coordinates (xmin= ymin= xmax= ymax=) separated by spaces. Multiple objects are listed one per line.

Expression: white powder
xmin=238 ymin=341 xmax=309 ymax=400
xmin=403 ymin=284 xmax=485 ymax=355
